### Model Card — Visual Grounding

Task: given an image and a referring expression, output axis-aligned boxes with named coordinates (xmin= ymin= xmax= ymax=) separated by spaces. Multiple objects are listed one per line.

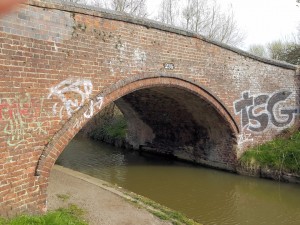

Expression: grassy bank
xmin=240 ymin=131 xmax=300 ymax=174
xmin=125 ymin=192 xmax=201 ymax=225
xmin=0 ymin=204 xmax=87 ymax=225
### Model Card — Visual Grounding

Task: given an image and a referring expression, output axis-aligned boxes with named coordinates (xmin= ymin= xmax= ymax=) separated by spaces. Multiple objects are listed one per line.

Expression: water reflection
xmin=56 ymin=136 xmax=300 ymax=225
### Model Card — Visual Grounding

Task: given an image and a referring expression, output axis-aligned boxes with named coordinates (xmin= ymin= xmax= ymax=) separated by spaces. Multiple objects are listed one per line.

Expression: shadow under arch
xmin=35 ymin=74 xmax=239 ymax=207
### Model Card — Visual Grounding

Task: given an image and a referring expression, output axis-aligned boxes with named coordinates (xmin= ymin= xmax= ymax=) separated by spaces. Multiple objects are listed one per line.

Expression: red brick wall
xmin=0 ymin=0 xmax=298 ymax=216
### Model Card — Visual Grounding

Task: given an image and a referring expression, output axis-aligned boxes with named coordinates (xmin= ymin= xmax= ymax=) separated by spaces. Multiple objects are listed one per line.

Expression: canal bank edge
xmin=236 ymin=166 xmax=300 ymax=184
xmin=51 ymin=165 xmax=201 ymax=225
xmin=236 ymin=127 xmax=300 ymax=184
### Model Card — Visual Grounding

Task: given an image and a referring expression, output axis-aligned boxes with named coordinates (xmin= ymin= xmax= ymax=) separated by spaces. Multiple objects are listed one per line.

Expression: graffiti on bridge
xmin=0 ymin=94 xmax=49 ymax=147
xmin=48 ymin=78 xmax=104 ymax=128
xmin=234 ymin=91 xmax=298 ymax=133
xmin=1 ymin=78 xmax=105 ymax=148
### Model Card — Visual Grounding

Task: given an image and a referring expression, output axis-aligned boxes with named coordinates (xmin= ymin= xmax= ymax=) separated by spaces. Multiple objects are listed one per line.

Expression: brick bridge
xmin=0 ymin=0 xmax=299 ymax=216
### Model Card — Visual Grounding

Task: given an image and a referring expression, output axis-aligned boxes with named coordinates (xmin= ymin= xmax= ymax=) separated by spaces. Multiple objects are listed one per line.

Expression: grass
xmin=240 ymin=130 xmax=300 ymax=174
xmin=127 ymin=194 xmax=201 ymax=225
xmin=0 ymin=204 xmax=87 ymax=225
xmin=56 ymin=193 xmax=70 ymax=202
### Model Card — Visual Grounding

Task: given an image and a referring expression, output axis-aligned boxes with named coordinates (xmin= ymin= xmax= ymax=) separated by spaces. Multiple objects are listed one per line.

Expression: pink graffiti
xmin=0 ymin=103 xmax=28 ymax=120
xmin=1 ymin=94 xmax=49 ymax=147
xmin=0 ymin=95 xmax=42 ymax=121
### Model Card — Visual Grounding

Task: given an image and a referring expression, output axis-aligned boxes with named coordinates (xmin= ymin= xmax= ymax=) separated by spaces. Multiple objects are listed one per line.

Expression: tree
xmin=62 ymin=0 xmax=147 ymax=17
xmin=90 ymin=0 xmax=147 ymax=17
xmin=157 ymin=0 xmax=245 ymax=46
xmin=181 ymin=0 xmax=245 ymax=46
xmin=157 ymin=0 xmax=179 ymax=26
xmin=248 ymin=39 xmax=300 ymax=65
xmin=108 ymin=0 xmax=148 ymax=17
xmin=266 ymin=40 xmax=300 ymax=65
xmin=181 ymin=0 xmax=210 ymax=32
xmin=267 ymin=40 xmax=288 ymax=60
xmin=283 ymin=44 xmax=300 ymax=65
xmin=248 ymin=44 xmax=268 ymax=58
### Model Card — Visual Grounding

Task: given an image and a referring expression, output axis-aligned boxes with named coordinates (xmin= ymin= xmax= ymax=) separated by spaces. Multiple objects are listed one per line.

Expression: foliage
xmin=0 ymin=204 xmax=87 ymax=225
xmin=99 ymin=115 xmax=127 ymax=140
xmin=248 ymin=40 xmax=300 ymax=65
xmin=280 ymin=44 xmax=300 ymax=65
xmin=248 ymin=44 xmax=268 ymax=58
xmin=130 ymin=194 xmax=201 ymax=225
xmin=240 ymin=130 xmax=300 ymax=173
xmin=267 ymin=40 xmax=287 ymax=60
xmin=248 ymin=23 xmax=300 ymax=65
xmin=82 ymin=103 xmax=128 ymax=144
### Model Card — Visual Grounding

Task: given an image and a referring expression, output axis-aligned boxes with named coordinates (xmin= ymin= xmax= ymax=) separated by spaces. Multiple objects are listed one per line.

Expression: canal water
xmin=56 ymin=136 xmax=300 ymax=225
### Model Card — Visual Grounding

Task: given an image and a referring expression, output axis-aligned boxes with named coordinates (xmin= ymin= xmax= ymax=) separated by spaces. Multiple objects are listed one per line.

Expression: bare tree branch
xmin=180 ymin=0 xmax=245 ymax=46
xmin=157 ymin=0 xmax=179 ymax=26
xmin=248 ymin=44 xmax=268 ymax=58
xmin=109 ymin=0 xmax=148 ymax=17
xmin=62 ymin=0 xmax=147 ymax=17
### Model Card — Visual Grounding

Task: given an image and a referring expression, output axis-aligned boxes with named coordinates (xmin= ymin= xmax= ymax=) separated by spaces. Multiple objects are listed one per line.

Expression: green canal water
xmin=56 ymin=136 xmax=300 ymax=225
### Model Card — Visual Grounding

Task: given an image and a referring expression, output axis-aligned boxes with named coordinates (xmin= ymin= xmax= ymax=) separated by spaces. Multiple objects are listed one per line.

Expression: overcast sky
xmin=147 ymin=0 xmax=300 ymax=48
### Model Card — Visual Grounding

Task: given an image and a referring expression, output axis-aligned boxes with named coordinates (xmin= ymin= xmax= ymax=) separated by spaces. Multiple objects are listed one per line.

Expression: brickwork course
xmin=0 ymin=0 xmax=299 ymax=216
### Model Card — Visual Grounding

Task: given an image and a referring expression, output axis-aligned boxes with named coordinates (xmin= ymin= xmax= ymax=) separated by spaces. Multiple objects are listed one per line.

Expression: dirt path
xmin=47 ymin=165 xmax=172 ymax=225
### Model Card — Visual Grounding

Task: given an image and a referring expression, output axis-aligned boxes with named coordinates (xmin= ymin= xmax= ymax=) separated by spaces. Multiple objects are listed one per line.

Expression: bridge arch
xmin=35 ymin=74 xmax=239 ymax=209
xmin=0 ymin=0 xmax=298 ymax=215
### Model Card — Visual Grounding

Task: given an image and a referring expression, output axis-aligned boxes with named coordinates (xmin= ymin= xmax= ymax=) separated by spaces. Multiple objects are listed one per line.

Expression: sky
xmin=146 ymin=0 xmax=300 ymax=49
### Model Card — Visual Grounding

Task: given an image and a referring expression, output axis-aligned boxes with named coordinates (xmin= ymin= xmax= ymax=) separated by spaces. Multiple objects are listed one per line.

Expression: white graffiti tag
xmin=48 ymin=79 xmax=104 ymax=122
xmin=48 ymin=79 xmax=93 ymax=119
xmin=83 ymin=96 xmax=104 ymax=119
xmin=237 ymin=127 xmax=254 ymax=146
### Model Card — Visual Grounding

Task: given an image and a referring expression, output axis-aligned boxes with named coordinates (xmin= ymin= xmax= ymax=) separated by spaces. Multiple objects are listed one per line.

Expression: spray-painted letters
xmin=48 ymin=79 xmax=93 ymax=119
xmin=234 ymin=91 xmax=298 ymax=133
xmin=0 ymin=94 xmax=49 ymax=147
xmin=48 ymin=79 xmax=104 ymax=127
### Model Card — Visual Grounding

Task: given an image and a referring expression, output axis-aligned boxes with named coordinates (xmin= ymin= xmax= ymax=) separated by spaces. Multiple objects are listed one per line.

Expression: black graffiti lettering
xmin=248 ymin=106 xmax=269 ymax=132
xmin=254 ymin=95 xmax=269 ymax=105
xmin=234 ymin=91 xmax=298 ymax=132
xmin=267 ymin=91 xmax=296 ymax=127
xmin=234 ymin=92 xmax=253 ymax=128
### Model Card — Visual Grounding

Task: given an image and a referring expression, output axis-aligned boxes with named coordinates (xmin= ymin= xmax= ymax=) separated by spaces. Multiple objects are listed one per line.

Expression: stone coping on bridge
xmin=24 ymin=0 xmax=297 ymax=72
